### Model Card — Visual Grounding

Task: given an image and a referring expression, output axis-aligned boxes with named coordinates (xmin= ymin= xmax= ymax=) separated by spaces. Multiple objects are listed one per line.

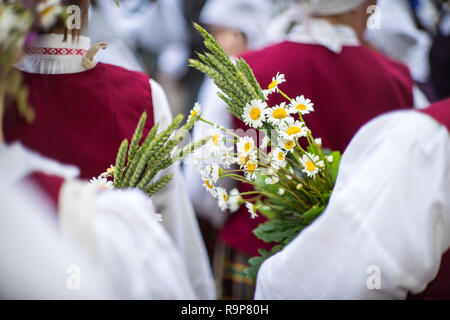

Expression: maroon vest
xmin=27 ymin=172 xmax=66 ymax=213
xmin=219 ymin=42 xmax=414 ymax=257
xmin=408 ymin=98 xmax=450 ymax=300
xmin=3 ymin=62 xmax=154 ymax=179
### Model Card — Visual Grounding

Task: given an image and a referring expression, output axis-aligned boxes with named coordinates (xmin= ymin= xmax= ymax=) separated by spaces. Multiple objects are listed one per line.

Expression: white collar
xmin=285 ymin=18 xmax=360 ymax=53
xmin=15 ymin=34 xmax=91 ymax=74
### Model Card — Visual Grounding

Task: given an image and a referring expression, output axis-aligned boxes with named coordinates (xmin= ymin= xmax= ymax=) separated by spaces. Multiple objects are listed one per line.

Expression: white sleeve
xmin=183 ymin=78 xmax=235 ymax=228
xmin=59 ymin=182 xmax=196 ymax=299
xmin=255 ymin=111 xmax=450 ymax=300
xmin=149 ymin=79 xmax=216 ymax=300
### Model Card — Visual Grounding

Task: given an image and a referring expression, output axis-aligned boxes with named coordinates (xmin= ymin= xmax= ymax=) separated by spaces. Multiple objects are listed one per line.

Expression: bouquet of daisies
xmin=189 ymin=24 xmax=341 ymax=278
xmin=91 ymin=108 xmax=210 ymax=198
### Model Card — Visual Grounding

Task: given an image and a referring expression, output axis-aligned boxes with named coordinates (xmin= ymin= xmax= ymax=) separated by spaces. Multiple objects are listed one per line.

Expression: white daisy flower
xmin=278 ymin=188 xmax=285 ymax=196
xmin=222 ymin=147 xmax=235 ymax=168
xmin=278 ymin=119 xmax=308 ymax=140
xmin=288 ymin=95 xmax=314 ymax=115
xmin=263 ymin=72 xmax=286 ymax=96
xmin=279 ymin=138 xmax=296 ymax=153
xmin=242 ymin=99 xmax=267 ymax=128
xmin=265 ymin=175 xmax=279 ymax=185
xmin=300 ymin=153 xmax=322 ymax=178
xmin=327 ymin=155 xmax=334 ymax=163
xmin=245 ymin=202 xmax=258 ymax=219
xmin=216 ymin=187 xmax=229 ymax=212
xmin=271 ymin=148 xmax=287 ymax=169
xmin=228 ymin=188 xmax=242 ymax=213
xmin=266 ymin=102 xmax=292 ymax=126
xmin=202 ymin=175 xmax=217 ymax=197
xmin=37 ymin=0 xmax=63 ymax=30
xmin=237 ymin=136 xmax=256 ymax=156
xmin=0 ymin=5 xmax=23 ymax=45
xmin=89 ymin=176 xmax=114 ymax=190
xmin=315 ymin=138 xmax=322 ymax=146
xmin=206 ymin=128 xmax=227 ymax=157
xmin=200 ymin=165 xmax=213 ymax=177
xmin=188 ymin=102 xmax=202 ymax=121
xmin=210 ymin=164 xmax=221 ymax=183
xmin=242 ymin=159 xmax=258 ymax=181
xmin=99 ymin=165 xmax=116 ymax=179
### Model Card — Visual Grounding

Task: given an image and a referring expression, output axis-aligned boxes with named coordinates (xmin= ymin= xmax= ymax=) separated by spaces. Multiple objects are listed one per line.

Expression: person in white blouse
xmin=0 ymin=135 xmax=195 ymax=299
xmin=11 ymin=2 xmax=215 ymax=300
xmin=255 ymin=105 xmax=450 ymax=299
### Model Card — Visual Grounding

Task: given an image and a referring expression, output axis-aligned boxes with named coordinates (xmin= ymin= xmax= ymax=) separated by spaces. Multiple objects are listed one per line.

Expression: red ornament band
xmin=25 ymin=47 xmax=87 ymax=56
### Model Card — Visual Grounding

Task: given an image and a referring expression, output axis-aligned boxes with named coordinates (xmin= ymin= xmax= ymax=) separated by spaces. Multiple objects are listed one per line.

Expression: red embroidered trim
xmin=25 ymin=47 xmax=87 ymax=56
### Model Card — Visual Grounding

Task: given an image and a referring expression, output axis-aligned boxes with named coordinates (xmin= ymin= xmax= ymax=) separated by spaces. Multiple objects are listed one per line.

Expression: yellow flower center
xmin=268 ymin=80 xmax=277 ymax=90
xmin=205 ymin=180 xmax=213 ymax=189
xmin=286 ymin=126 xmax=301 ymax=136
xmin=278 ymin=152 xmax=284 ymax=161
xmin=212 ymin=134 xmax=220 ymax=146
xmin=305 ymin=161 xmax=316 ymax=172
xmin=223 ymin=194 xmax=228 ymax=202
xmin=272 ymin=108 xmax=287 ymax=119
xmin=244 ymin=142 xmax=252 ymax=152
xmin=296 ymin=104 xmax=307 ymax=111
xmin=190 ymin=109 xmax=197 ymax=120
xmin=250 ymin=107 xmax=261 ymax=120
xmin=238 ymin=155 xmax=250 ymax=165
xmin=41 ymin=6 xmax=54 ymax=17
xmin=247 ymin=162 xmax=256 ymax=173
xmin=285 ymin=140 xmax=294 ymax=149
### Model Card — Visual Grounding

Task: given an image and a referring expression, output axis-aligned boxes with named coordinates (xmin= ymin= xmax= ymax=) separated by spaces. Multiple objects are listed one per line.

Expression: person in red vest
xmin=2 ymin=0 xmax=214 ymax=299
xmin=214 ymin=0 xmax=423 ymax=299
xmin=255 ymin=97 xmax=450 ymax=299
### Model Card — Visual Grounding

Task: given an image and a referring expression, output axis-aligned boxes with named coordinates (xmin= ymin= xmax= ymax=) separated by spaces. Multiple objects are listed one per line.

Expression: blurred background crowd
xmin=88 ymin=0 xmax=450 ymax=116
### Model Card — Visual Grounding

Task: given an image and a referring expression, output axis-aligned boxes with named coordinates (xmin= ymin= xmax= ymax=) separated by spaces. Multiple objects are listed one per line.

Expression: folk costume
xmin=3 ymin=33 xmax=215 ymax=299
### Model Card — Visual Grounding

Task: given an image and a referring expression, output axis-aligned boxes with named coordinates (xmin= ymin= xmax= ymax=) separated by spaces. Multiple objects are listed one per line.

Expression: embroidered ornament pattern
xmin=25 ymin=47 xmax=87 ymax=55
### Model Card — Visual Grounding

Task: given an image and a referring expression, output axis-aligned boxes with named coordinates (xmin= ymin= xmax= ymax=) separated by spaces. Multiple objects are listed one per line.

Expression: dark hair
xmin=49 ymin=0 xmax=90 ymax=41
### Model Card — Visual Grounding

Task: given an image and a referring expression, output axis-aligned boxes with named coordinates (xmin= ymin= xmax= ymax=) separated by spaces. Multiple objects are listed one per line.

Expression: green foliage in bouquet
xmin=190 ymin=23 xmax=342 ymax=279
xmin=0 ymin=2 xmax=36 ymax=125
xmin=108 ymin=110 xmax=210 ymax=197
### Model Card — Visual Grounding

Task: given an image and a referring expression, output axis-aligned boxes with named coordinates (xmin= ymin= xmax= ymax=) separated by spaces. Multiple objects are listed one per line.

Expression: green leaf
xmin=301 ymin=205 xmax=326 ymax=226
xmin=253 ymin=218 xmax=304 ymax=244
xmin=328 ymin=151 xmax=342 ymax=184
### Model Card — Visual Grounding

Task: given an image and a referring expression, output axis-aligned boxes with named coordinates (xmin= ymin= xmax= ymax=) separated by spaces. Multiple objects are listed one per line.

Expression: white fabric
xmin=16 ymin=34 xmax=91 ymax=74
xmin=0 ymin=143 xmax=196 ymax=299
xmin=442 ymin=3 xmax=450 ymax=36
xmin=364 ymin=0 xmax=433 ymax=83
xmin=309 ymin=0 xmax=366 ymax=15
xmin=200 ymin=0 xmax=273 ymax=49
xmin=145 ymin=78 xmax=217 ymax=300
xmin=88 ymin=6 xmax=144 ymax=72
xmin=0 ymin=143 xmax=114 ymax=299
xmin=95 ymin=0 xmax=189 ymax=79
xmin=255 ymin=110 xmax=450 ymax=299
xmin=60 ymin=181 xmax=197 ymax=299
xmin=286 ymin=17 xmax=360 ymax=53
xmin=14 ymin=34 xmax=216 ymax=299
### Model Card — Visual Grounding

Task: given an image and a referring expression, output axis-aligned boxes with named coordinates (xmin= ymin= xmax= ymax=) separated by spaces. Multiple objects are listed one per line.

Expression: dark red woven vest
xmin=408 ymin=98 xmax=450 ymax=300
xmin=220 ymin=42 xmax=414 ymax=257
xmin=3 ymin=62 xmax=154 ymax=179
